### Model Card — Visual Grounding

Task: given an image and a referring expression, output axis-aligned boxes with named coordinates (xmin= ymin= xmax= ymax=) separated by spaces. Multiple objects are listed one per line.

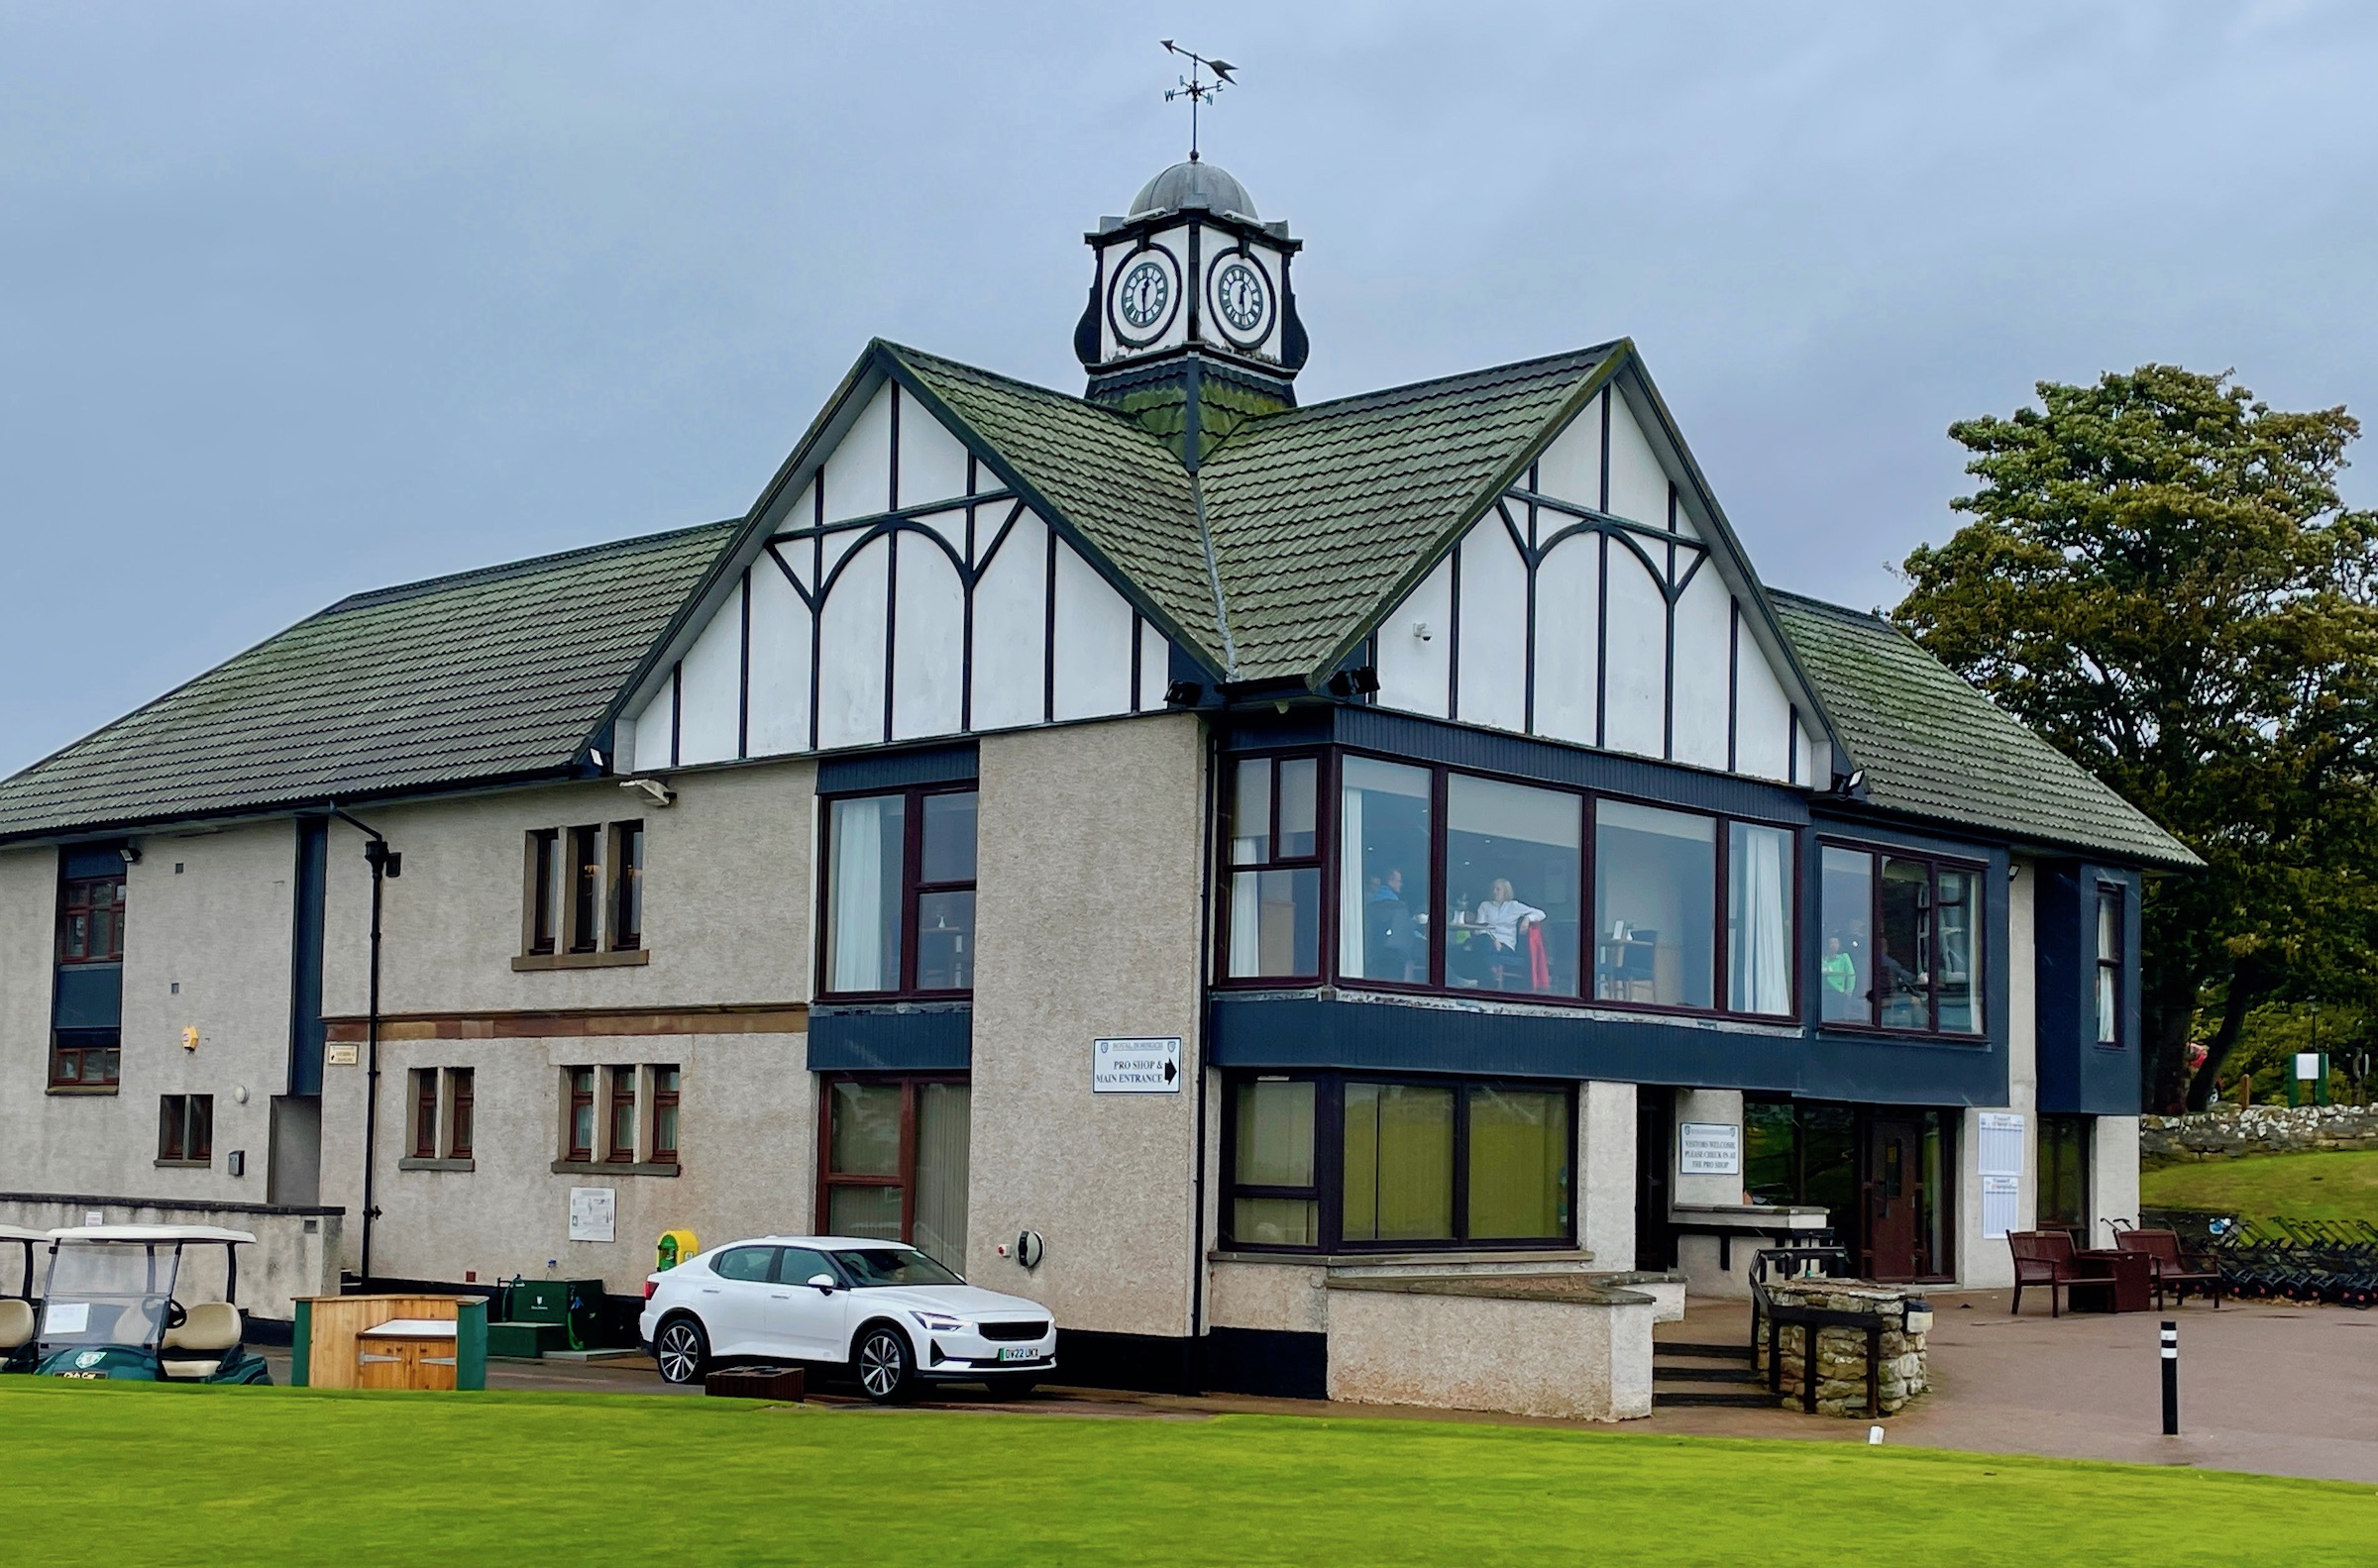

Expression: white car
xmin=639 ymin=1235 xmax=1056 ymax=1402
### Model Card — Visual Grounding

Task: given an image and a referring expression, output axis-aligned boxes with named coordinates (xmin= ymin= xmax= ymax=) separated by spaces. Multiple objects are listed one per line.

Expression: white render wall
xmin=1956 ymin=857 xmax=2037 ymax=1291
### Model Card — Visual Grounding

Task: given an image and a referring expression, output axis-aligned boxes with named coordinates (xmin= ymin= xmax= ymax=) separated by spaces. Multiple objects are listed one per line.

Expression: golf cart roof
xmin=0 ymin=1224 xmax=51 ymax=1242
xmin=49 ymin=1224 xmax=258 ymax=1245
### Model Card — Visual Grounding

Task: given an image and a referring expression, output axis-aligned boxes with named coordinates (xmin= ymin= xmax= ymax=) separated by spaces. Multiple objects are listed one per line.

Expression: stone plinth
xmin=1754 ymin=1280 xmax=1929 ymax=1416
xmin=1324 ymin=1273 xmax=1658 ymax=1421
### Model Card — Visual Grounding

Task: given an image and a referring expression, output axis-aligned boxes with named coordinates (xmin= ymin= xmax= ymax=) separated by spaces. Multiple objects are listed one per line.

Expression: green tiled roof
xmin=1199 ymin=347 xmax=1616 ymax=679
xmin=1772 ymin=590 xmax=2200 ymax=869
xmin=0 ymin=522 xmax=736 ymax=842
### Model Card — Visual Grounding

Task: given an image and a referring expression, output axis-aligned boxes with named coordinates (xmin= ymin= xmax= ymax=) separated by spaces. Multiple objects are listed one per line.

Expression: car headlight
xmin=910 ymin=1311 xmax=967 ymax=1333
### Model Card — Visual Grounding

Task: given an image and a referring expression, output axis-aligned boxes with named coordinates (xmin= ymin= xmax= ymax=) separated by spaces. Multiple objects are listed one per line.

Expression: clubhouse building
xmin=0 ymin=157 xmax=2194 ymax=1397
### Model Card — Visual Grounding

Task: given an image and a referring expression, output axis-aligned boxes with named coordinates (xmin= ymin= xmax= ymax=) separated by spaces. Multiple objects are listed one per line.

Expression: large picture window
xmin=1243 ymin=748 xmax=1797 ymax=1018
xmin=1817 ymin=842 xmax=1985 ymax=1035
xmin=1224 ymin=756 xmax=1321 ymax=980
xmin=818 ymin=1076 xmax=971 ymax=1271
xmin=821 ymin=786 xmax=977 ymax=997
xmin=1223 ymin=1073 xmax=1572 ymax=1253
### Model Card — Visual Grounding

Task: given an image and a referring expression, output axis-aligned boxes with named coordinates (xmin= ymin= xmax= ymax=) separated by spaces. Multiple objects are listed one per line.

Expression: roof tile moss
xmin=1771 ymin=590 xmax=2199 ymax=869
xmin=0 ymin=522 xmax=736 ymax=841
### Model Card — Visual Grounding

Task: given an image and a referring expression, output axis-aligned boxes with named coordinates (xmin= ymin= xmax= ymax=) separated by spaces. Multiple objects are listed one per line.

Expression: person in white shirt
xmin=1460 ymin=878 xmax=1546 ymax=989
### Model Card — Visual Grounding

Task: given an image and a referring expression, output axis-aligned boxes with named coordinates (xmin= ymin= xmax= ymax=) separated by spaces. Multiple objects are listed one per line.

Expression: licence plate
xmin=996 ymin=1347 xmax=1039 ymax=1362
xmin=56 ymin=1371 xmax=107 ymax=1380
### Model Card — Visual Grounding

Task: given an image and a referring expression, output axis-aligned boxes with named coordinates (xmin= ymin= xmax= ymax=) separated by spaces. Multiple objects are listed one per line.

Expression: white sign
xmin=1977 ymin=1111 xmax=2025 ymax=1179
xmin=568 ymin=1187 xmax=616 ymax=1243
xmin=1678 ymin=1122 xmax=1741 ymax=1176
xmin=325 ymin=1043 xmax=360 ymax=1067
xmin=2296 ymin=1052 xmax=2324 ymax=1081
xmin=1980 ymin=1174 xmax=2021 ymax=1240
xmin=43 ymin=1303 xmax=89 ymax=1335
xmin=1093 ymin=1037 xmax=1182 ymax=1094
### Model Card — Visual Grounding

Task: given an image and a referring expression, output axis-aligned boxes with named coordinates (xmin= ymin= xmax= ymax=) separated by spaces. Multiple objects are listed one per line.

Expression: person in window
xmin=1875 ymin=936 xmax=1922 ymax=1024
xmin=1365 ymin=868 xmax=1422 ymax=982
xmin=1821 ymin=936 xmax=1859 ymax=1014
xmin=1467 ymin=878 xmax=1547 ymax=991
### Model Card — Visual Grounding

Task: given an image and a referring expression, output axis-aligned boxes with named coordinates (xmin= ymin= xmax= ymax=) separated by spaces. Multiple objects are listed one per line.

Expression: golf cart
xmin=0 ymin=1224 xmax=46 ymax=1374
xmin=28 ymin=1224 xmax=270 ymax=1384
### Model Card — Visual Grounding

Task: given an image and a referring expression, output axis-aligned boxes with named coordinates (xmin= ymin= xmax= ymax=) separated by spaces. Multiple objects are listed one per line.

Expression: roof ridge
xmin=1766 ymin=587 xmax=1899 ymax=625
xmin=327 ymin=519 xmax=737 ymax=614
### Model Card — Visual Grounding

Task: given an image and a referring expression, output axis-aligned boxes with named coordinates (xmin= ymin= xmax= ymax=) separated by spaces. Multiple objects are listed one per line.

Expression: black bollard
xmin=2160 ymin=1320 xmax=2179 ymax=1435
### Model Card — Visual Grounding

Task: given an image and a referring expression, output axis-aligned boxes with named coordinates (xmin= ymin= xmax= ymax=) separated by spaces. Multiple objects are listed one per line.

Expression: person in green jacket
xmin=1821 ymin=936 xmax=1859 ymax=1016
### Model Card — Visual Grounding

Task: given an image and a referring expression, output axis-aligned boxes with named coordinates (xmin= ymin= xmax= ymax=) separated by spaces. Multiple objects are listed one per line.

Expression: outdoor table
xmin=2067 ymin=1249 xmax=2153 ymax=1313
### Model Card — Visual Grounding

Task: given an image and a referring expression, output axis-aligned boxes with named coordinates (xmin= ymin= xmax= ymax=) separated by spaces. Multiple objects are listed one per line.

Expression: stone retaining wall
xmin=2141 ymin=1105 xmax=2378 ymax=1166
xmin=1754 ymin=1280 xmax=1929 ymax=1416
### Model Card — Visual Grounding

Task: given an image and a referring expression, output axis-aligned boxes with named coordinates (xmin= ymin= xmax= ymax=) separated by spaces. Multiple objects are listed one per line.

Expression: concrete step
xmin=1652 ymin=1364 xmax=1763 ymax=1385
xmin=1652 ymin=1389 xmax=1781 ymax=1409
xmin=1653 ymin=1340 xmax=1754 ymax=1361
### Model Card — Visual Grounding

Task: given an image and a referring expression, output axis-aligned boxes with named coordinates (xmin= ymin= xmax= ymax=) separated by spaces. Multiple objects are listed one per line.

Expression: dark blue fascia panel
xmin=287 ymin=817 xmax=329 ymax=1097
xmin=60 ymin=843 xmax=127 ymax=880
xmin=808 ymin=1003 xmax=972 ymax=1072
xmin=53 ymin=964 xmax=123 ymax=1031
xmin=816 ymin=742 xmax=978 ymax=796
xmin=1209 ymin=993 xmax=2008 ymax=1106
xmin=2036 ymin=861 xmax=2143 ymax=1115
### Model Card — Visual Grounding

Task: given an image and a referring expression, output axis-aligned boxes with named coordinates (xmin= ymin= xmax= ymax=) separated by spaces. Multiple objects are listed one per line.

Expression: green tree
xmin=1893 ymin=366 xmax=2378 ymax=1111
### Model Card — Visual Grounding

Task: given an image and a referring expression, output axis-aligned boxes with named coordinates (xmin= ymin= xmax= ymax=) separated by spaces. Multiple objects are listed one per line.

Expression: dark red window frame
xmin=606 ymin=1064 xmax=637 ymax=1162
xmin=412 ymin=1070 xmax=439 ymax=1159
xmin=447 ymin=1067 xmax=475 ymax=1160
xmin=650 ymin=1066 xmax=681 ymax=1165
xmin=566 ymin=1067 xmax=596 ymax=1161
xmin=816 ymin=785 xmax=979 ymax=1000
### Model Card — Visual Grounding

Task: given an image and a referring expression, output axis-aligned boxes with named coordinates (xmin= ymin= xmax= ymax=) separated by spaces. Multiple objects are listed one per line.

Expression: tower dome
xmin=1128 ymin=159 xmax=1257 ymax=221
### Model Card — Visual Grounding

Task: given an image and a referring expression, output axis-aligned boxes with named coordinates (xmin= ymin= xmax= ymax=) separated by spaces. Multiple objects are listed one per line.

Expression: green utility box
xmin=485 ymin=1320 xmax=568 ymax=1360
xmin=487 ymin=1277 xmax=627 ymax=1356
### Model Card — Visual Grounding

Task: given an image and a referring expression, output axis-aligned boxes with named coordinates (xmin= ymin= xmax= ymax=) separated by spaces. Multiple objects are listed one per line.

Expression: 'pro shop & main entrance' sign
xmin=1093 ymin=1037 xmax=1182 ymax=1094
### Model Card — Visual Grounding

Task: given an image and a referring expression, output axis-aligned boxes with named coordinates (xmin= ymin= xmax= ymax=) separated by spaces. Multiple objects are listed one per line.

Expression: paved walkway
xmin=261 ymin=1293 xmax=2378 ymax=1483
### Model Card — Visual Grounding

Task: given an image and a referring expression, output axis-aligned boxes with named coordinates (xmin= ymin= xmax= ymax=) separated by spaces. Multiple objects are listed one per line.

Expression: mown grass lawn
xmin=3 ymin=1382 xmax=2371 ymax=1566
xmin=2141 ymin=1147 xmax=2378 ymax=1226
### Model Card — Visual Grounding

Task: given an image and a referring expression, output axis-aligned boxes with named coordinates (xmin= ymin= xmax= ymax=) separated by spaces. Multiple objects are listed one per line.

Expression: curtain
xmin=1338 ymin=784 xmax=1366 ymax=978
xmin=911 ymin=1083 xmax=971 ymax=1272
xmin=1731 ymin=824 xmax=1791 ymax=1014
xmin=829 ymin=797 xmax=895 ymax=992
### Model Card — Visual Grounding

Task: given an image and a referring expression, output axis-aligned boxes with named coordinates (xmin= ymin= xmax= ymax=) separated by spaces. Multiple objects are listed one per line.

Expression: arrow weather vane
xmin=1161 ymin=40 xmax=1236 ymax=162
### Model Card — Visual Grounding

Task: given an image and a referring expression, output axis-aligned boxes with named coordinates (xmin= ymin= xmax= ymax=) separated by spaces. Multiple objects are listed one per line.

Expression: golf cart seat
xmin=0 ymin=1299 xmax=31 ymax=1351
xmin=161 ymin=1303 xmax=242 ymax=1379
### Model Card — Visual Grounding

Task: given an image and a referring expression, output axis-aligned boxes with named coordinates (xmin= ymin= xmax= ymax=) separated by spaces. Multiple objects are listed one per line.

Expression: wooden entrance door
xmin=1864 ymin=1114 xmax=1922 ymax=1282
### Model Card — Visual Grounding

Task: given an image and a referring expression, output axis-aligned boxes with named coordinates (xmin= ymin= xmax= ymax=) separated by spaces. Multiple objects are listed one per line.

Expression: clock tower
xmin=1074 ymin=158 xmax=1309 ymax=428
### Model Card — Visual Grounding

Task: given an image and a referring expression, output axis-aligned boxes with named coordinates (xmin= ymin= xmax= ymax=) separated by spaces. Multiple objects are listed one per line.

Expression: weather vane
xmin=1161 ymin=40 xmax=1236 ymax=162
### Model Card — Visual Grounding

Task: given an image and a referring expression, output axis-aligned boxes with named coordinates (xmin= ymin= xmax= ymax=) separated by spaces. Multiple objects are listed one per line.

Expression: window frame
xmin=605 ymin=1063 xmax=638 ymax=1163
xmin=56 ymin=875 xmax=127 ymax=966
xmin=525 ymin=830 xmax=561 ymax=955
xmin=1248 ymin=745 xmax=1801 ymax=1022
xmin=2094 ymin=883 xmax=2124 ymax=1049
xmin=157 ymin=1094 xmax=213 ymax=1165
xmin=815 ymin=784 xmax=980 ymax=1001
xmin=446 ymin=1067 xmax=475 ymax=1160
xmin=650 ymin=1065 xmax=681 ymax=1165
xmin=608 ymin=821 xmax=646 ymax=953
xmin=1216 ymin=750 xmax=1330 ymax=986
xmin=49 ymin=1030 xmax=121 ymax=1090
xmin=411 ymin=1069 xmax=439 ymax=1160
xmin=564 ymin=1067 xmax=597 ymax=1162
xmin=1219 ymin=1070 xmax=1577 ymax=1256
xmin=566 ymin=825 xmax=603 ymax=955
xmin=814 ymin=1072 xmax=969 ymax=1247
xmin=1813 ymin=837 xmax=1990 ymax=1039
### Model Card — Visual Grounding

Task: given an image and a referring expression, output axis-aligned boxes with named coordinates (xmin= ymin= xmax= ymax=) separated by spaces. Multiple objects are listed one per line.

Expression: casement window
xmin=527 ymin=830 xmax=560 ymax=954
xmin=50 ymin=1032 xmax=120 ymax=1089
xmin=1223 ymin=756 xmax=1322 ymax=980
xmin=1816 ymin=843 xmax=1985 ymax=1034
xmin=820 ymin=787 xmax=978 ymax=997
xmin=650 ymin=1066 xmax=681 ymax=1164
xmin=158 ymin=1095 xmax=213 ymax=1165
xmin=568 ymin=827 xmax=602 ymax=953
xmin=411 ymin=1070 xmax=439 ymax=1159
xmin=57 ymin=876 xmax=127 ymax=965
xmin=447 ymin=1067 xmax=475 ymax=1160
xmin=1279 ymin=748 xmax=1795 ymax=1019
xmin=606 ymin=1064 xmax=638 ymax=1162
xmin=817 ymin=1076 xmax=971 ymax=1271
xmin=1223 ymin=1073 xmax=1573 ymax=1253
xmin=406 ymin=1068 xmax=475 ymax=1163
xmin=565 ymin=1068 xmax=597 ymax=1162
xmin=2094 ymin=887 xmax=2123 ymax=1047
xmin=609 ymin=821 xmax=646 ymax=952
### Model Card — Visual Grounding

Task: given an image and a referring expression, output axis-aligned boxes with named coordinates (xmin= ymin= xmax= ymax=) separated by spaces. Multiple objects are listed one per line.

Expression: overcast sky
xmin=5 ymin=2 xmax=2375 ymax=778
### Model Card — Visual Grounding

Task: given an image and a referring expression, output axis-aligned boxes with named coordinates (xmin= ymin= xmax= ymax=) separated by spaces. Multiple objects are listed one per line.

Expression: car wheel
xmin=987 ymin=1376 xmax=1038 ymax=1400
xmin=654 ymin=1316 xmax=709 ymax=1386
xmin=853 ymin=1323 xmax=915 ymax=1404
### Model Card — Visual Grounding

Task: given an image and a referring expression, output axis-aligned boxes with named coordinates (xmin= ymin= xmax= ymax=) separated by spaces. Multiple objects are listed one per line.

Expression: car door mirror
xmin=807 ymin=1273 xmax=838 ymax=1294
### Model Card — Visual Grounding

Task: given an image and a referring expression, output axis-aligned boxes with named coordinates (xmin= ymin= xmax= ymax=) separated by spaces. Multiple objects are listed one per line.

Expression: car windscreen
xmin=829 ymin=1247 xmax=963 ymax=1289
xmin=40 ymin=1243 xmax=178 ymax=1347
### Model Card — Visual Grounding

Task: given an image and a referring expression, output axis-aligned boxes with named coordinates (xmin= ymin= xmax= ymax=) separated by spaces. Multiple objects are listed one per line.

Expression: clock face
xmin=1213 ymin=260 xmax=1269 ymax=339
xmin=1115 ymin=259 xmax=1172 ymax=334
